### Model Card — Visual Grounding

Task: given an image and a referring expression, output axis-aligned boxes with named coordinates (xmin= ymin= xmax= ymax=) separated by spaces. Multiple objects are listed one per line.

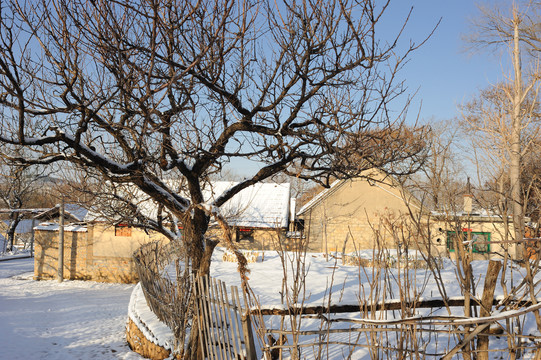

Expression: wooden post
xmin=239 ymin=286 xmax=257 ymax=360
xmin=30 ymin=218 xmax=35 ymax=257
xmin=57 ymin=200 xmax=65 ymax=282
xmin=241 ymin=311 xmax=257 ymax=360
xmin=477 ymin=260 xmax=502 ymax=360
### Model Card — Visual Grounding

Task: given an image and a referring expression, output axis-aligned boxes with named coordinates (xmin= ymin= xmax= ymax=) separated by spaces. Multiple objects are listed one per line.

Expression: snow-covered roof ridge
xmin=34 ymin=222 xmax=87 ymax=232
xmin=297 ymin=179 xmax=343 ymax=216
xmin=85 ymin=181 xmax=291 ymax=229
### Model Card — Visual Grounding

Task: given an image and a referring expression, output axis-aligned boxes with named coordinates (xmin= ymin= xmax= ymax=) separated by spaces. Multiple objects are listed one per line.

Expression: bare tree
xmin=406 ymin=119 xmax=464 ymax=212
xmin=461 ymin=2 xmax=541 ymax=340
xmin=0 ymin=150 xmax=47 ymax=252
xmin=0 ymin=0 xmax=428 ymax=267
xmin=0 ymin=1 xmax=430 ymax=355
xmin=464 ymin=1 xmax=541 ymax=260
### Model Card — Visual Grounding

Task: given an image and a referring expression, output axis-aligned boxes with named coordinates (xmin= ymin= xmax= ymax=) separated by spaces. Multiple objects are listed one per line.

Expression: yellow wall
xmin=301 ymin=172 xmax=420 ymax=254
xmin=34 ymin=222 xmax=286 ymax=283
xmin=91 ymin=223 xmax=164 ymax=257
xmin=34 ymin=223 xmax=166 ymax=283
xmin=205 ymin=226 xmax=287 ymax=251
xmin=429 ymin=215 xmax=518 ymax=260
xmin=300 ymin=172 xmax=521 ymax=260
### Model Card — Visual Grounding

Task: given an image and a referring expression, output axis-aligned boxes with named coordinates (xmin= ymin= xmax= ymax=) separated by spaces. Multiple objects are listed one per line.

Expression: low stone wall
xmin=126 ymin=318 xmax=172 ymax=360
xmin=342 ymin=254 xmax=441 ymax=269
xmin=126 ymin=283 xmax=176 ymax=359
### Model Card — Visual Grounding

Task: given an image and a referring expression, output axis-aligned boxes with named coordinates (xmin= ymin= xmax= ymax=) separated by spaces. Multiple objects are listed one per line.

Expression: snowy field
xmin=0 ymin=258 xmax=143 ymax=360
xmin=3 ymin=250 xmax=541 ymax=359
xmin=134 ymin=247 xmax=540 ymax=358
xmin=208 ymin=249 xmax=541 ymax=358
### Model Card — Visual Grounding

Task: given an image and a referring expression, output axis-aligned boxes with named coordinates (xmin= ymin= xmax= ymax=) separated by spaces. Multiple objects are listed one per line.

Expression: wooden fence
xmin=134 ymin=241 xmax=257 ymax=359
xmin=251 ymin=300 xmax=541 ymax=359
xmin=134 ymin=241 xmax=541 ymax=359
xmin=194 ymin=275 xmax=257 ymax=360
xmin=191 ymin=276 xmax=541 ymax=359
xmin=133 ymin=240 xmax=192 ymax=354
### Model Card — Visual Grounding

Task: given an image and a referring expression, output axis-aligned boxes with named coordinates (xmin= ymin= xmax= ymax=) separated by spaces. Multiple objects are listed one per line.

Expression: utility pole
xmin=57 ymin=199 xmax=64 ymax=282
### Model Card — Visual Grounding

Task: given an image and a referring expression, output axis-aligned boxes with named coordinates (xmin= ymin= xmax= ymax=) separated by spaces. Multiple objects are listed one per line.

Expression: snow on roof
xmin=212 ymin=182 xmax=291 ymax=228
xmin=35 ymin=204 xmax=89 ymax=222
xmin=430 ymin=209 xmax=506 ymax=220
xmin=64 ymin=204 xmax=89 ymax=222
xmin=34 ymin=222 xmax=87 ymax=232
xmin=85 ymin=181 xmax=291 ymax=229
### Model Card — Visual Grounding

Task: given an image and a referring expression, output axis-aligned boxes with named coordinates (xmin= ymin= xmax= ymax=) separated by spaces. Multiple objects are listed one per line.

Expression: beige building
xmin=34 ymin=182 xmax=292 ymax=283
xmin=429 ymin=213 xmax=519 ymax=260
xmin=298 ymin=170 xmax=522 ymax=260
xmin=33 ymin=222 xmax=163 ymax=283
xmin=297 ymin=169 xmax=421 ymax=254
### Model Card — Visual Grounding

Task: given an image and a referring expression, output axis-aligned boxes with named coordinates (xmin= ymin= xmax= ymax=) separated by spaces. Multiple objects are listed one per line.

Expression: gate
xmin=194 ymin=275 xmax=257 ymax=360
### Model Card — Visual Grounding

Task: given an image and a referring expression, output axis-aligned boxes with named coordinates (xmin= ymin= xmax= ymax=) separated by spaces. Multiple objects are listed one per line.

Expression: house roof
xmin=85 ymin=181 xmax=291 ymax=229
xmin=35 ymin=204 xmax=88 ymax=222
xmin=211 ymin=182 xmax=291 ymax=228
xmin=34 ymin=222 xmax=88 ymax=232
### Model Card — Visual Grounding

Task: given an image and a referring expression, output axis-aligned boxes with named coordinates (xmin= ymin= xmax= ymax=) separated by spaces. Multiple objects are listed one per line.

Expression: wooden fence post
xmin=241 ymin=311 xmax=257 ymax=360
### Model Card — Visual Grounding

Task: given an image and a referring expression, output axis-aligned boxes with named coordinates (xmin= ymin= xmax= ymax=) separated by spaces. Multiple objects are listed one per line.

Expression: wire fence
xmin=133 ymin=240 xmax=192 ymax=354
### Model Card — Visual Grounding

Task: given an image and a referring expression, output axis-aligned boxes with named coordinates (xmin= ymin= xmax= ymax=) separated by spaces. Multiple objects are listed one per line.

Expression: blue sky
xmin=393 ymin=0 xmax=509 ymax=124
xmin=230 ymin=0 xmax=510 ymax=176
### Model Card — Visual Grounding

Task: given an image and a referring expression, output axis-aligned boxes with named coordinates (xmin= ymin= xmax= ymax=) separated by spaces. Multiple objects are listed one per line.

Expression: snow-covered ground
xmin=3 ymin=248 xmax=541 ymax=359
xmin=152 ymin=248 xmax=541 ymax=359
xmin=0 ymin=258 xmax=143 ymax=360
xmin=0 ymin=235 xmax=33 ymax=260
xmin=0 ymin=249 xmax=32 ymax=261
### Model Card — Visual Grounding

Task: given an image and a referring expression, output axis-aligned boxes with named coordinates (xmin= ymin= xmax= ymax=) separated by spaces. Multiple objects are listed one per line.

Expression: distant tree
xmin=0 ymin=150 xmax=47 ymax=251
xmin=464 ymin=1 xmax=540 ymax=259
xmin=405 ymin=119 xmax=464 ymax=212
xmin=462 ymin=1 xmax=541 ymax=342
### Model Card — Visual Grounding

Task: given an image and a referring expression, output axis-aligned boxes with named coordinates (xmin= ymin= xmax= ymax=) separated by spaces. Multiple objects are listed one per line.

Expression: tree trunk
xmin=509 ymin=5 xmax=541 ymax=333
xmin=6 ymin=213 xmax=21 ymax=252
xmin=510 ymin=11 xmax=524 ymax=262
xmin=183 ymin=203 xmax=217 ymax=360
xmin=477 ymin=260 xmax=502 ymax=359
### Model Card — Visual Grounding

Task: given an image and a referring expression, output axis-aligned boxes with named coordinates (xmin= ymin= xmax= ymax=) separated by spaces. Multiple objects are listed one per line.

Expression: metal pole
xmin=57 ymin=200 xmax=65 ymax=282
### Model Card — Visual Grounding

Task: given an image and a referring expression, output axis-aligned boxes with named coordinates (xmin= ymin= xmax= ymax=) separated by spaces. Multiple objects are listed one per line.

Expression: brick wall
xmin=34 ymin=226 xmax=142 ymax=283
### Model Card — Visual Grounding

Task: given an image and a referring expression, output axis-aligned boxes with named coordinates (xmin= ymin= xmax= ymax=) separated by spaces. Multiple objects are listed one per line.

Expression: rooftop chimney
xmin=464 ymin=194 xmax=473 ymax=214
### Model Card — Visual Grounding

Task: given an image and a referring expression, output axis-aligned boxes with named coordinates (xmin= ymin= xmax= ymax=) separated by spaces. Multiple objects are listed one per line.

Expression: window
xmin=236 ymin=228 xmax=254 ymax=242
xmin=115 ymin=224 xmax=132 ymax=237
xmin=447 ymin=230 xmax=490 ymax=254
